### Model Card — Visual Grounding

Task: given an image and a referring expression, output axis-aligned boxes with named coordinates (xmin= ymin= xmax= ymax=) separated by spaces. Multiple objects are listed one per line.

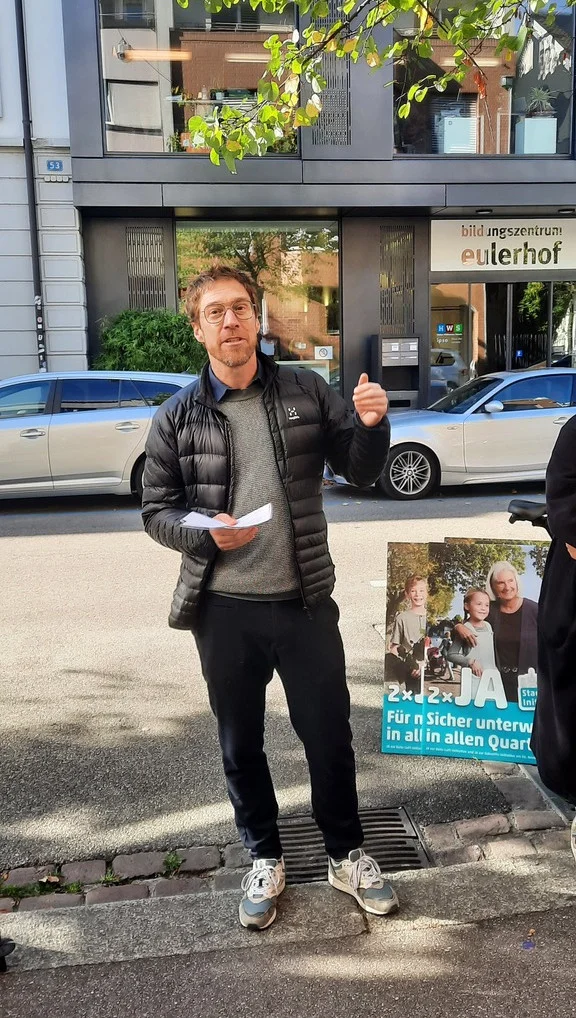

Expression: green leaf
xmin=223 ymin=150 xmax=237 ymax=174
xmin=397 ymin=102 xmax=410 ymax=119
xmin=260 ymin=104 xmax=277 ymax=123
xmin=187 ymin=116 xmax=205 ymax=132
xmin=311 ymin=0 xmax=329 ymax=15
xmin=209 ymin=148 xmax=220 ymax=166
xmin=416 ymin=40 xmax=433 ymax=58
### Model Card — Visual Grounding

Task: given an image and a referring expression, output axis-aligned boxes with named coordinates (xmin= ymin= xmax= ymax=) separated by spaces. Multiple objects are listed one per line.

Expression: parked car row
xmin=0 ymin=366 xmax=574 ymax=502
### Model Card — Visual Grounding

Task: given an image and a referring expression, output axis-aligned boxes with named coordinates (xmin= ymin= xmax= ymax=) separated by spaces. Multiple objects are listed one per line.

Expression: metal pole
xmin=547 ymin=282 xmax=554 ymax=367
xmin=14 ymin=0 xmax=47 ymax=372
xmin=505 ymin=284 xmax=513 ymax=371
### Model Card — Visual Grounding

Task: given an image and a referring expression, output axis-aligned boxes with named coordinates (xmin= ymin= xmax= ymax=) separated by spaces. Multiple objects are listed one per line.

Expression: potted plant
xmin=516 ymin=86 xmax=557 ymax=153
xmin=526 ymin=86 xmax=557 ymax=116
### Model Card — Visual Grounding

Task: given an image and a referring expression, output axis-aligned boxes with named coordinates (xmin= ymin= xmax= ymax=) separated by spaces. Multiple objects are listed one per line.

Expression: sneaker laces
xmin=348 ymin=852 xmax=384 ymax=891
xmin=241 ymin=860 xmax=282 ymax=902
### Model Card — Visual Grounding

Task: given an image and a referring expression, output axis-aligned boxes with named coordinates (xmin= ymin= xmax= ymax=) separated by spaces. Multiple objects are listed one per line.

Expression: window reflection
xmin=394 ymin=4 xmax=574 ymax=155
xmin=431 ymin=279 xmax=576 ymax=381
xmin=98 ymin=0 xmax=296 ymax=154
xmin=176 ymin=222 xmax=341 ymax=387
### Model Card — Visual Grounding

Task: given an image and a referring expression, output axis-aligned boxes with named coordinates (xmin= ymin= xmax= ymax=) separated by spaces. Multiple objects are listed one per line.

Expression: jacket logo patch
xmin=287 ymin=406 xmax=300 ymax=421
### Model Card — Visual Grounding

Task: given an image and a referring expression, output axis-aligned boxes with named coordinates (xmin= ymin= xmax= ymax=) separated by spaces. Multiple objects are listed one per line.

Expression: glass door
xmin=510 ymin=282 xmax=551 ymax=369
xmin=430 ymin=280 xmax=576 ymax=391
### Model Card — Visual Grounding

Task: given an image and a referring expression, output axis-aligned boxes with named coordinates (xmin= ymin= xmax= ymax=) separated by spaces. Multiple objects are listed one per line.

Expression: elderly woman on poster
xmin=453 ymin=562 xmax=538 ymax=703
xmin=531 ymin=416 xmax=576 ymax=818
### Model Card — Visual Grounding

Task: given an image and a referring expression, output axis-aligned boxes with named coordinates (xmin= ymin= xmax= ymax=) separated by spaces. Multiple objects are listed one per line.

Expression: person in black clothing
xmin=0 ymin=936 xmax=15 ymax=973
xmin=531 ymin=415 xmax=576 ymax=862
xmin=142 ymin=264 xmax=399 ymax=930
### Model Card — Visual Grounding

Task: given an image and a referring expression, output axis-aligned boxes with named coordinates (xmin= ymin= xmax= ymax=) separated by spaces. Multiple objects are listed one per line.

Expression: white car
xmin=380 ymin=368 xmax=576 ymax=499
xmin=430 ymin=349 xmax=469 ymax=390
xmin=0 ymin=370 xmax=197 ymax=500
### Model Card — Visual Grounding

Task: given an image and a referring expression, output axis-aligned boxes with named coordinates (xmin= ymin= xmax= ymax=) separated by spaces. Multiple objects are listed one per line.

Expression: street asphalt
xmin=0 ymin=482 xmax=547 ymax=869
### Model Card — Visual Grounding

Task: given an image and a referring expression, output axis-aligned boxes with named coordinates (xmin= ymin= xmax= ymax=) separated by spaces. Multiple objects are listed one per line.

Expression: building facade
xmin=11 ymin=0 xmax=576 ymax=407
xmin=0 ymin=0 xmax=87 ymax=379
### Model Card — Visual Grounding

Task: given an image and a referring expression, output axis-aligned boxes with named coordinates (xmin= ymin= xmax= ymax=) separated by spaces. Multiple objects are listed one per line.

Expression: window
xmin=176 ymin=221 xmax=341 ymax=388
xmin=431 ymin=280 xmax=576 ymax=381
xmin=59 ymin=379 xmax=120 ymax=413
xmin=394 ymin=4 xmax=574 ymax=156
xmin=0 ymin=381 xmax=51 ymax=419
xmin=98 ymin=0 xmax=297 ymax=155
xmin=119 ymin=379 xmax=148 ymax=407
xmin=133 ymin=379 xmax=183 ymax=405
xmin=430 ymin=376 xmax=500 ymax=413
xmin=99 ymin=0 xmax=155 ymax=29
xmin=495 ymin=374 xmax=574 ymax=411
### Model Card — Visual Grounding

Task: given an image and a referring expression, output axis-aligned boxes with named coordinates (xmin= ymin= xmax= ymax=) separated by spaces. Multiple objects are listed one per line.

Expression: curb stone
xmin=423 ymin=761 xmax=569 ymax=868
xmin=0 ymin=763 xmax=569 ymax=912
xmin=0 ymin=844 xmax=243 ymax=913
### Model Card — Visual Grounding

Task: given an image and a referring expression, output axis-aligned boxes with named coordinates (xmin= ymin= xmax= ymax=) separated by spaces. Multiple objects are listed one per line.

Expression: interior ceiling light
xmin=114 ymin=42 xmax=191 ymax=61
xmin=224 ymin=52 xmax=270 ymax=62
xmin=441 ymin=56 xmax=501 ymax=67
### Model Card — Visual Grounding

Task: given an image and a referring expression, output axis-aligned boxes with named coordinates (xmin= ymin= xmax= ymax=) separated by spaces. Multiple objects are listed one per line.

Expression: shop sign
xmin=436 ymin=324 xmax=463 ymax=334
xmin=381 ymin=539 xmax=544 ymax=764
xmin=431 ymin=218 xmax=576 ymax=273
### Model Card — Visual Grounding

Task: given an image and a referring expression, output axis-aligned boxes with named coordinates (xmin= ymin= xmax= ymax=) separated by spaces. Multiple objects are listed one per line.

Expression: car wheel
xmin=379 ymin=444 xmax=438 ymax=500
xmin=133 ymin=458 xmax=145 ymax=503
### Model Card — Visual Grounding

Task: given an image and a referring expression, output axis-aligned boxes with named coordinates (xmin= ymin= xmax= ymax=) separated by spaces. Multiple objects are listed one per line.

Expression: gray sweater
xmin=207 ymin=382 xmax=300 ymax=599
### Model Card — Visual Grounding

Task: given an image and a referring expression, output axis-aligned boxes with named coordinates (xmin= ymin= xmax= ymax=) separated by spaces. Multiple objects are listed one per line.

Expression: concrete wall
xmin=0 ymin=0 xmax=87 ymax=379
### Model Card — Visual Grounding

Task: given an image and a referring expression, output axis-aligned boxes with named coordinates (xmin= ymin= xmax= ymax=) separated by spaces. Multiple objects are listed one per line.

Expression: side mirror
xmin=484 ymin=400 xmax=504 ymax=414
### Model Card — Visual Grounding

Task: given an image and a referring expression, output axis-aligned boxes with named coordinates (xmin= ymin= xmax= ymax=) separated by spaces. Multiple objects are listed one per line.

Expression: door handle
xmin=20 ymin=429 xmax=46 ymax=438
xmin=553 ymin=417 xmax=568 ymax=425
xmin=115 ymin=422 xmax=140 ymax=432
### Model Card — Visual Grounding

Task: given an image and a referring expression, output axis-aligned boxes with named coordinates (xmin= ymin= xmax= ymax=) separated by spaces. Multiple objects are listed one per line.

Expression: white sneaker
xmin=328 ymin=848 xmax=399 ymax=916
xmin=239 ymin=857 xmax=285 ymax=930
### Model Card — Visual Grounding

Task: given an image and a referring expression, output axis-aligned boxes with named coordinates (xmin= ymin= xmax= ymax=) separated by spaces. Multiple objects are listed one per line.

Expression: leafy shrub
xmin=94 ymin=308 xmax=208 ymax=374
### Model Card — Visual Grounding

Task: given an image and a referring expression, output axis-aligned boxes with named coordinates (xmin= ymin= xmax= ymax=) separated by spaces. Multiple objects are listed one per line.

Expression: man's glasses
xmin=202 ymin=299 xmax=256 ymax=325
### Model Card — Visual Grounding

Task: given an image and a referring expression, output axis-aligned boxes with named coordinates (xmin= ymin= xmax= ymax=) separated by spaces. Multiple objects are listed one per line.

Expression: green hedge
xmin=95 ymin=308 xmax=208 ymax=374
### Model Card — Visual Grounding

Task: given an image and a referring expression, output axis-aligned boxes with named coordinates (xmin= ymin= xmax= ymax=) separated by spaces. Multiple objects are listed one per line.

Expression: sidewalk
xmin=1 ymin=756 xmax=573 ymax=974
xmin=2 ymin=839 xmax=576 ymax=1018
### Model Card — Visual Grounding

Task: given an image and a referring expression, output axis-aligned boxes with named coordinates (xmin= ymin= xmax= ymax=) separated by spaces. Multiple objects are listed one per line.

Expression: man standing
xmin=142 ymin=264 xmax=397 ymax=930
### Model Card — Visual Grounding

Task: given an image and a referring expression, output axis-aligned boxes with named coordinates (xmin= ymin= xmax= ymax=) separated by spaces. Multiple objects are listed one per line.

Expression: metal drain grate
xmin=277 ymin=806 xmax=432 ymax=884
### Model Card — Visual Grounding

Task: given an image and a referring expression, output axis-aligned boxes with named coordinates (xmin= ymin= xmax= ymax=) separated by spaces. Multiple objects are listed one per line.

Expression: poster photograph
xmin=382 ymin=539 xmax=548 ymax=764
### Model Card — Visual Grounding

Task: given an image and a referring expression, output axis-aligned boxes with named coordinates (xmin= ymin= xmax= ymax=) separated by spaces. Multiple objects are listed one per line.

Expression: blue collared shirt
xmin=208 ymin=361 xmax=265 ymax=403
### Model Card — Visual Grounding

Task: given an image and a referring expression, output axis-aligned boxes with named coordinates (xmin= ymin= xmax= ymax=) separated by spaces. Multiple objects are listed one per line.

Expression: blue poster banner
xmin=381 ymin=540 xmax=546 ymax=764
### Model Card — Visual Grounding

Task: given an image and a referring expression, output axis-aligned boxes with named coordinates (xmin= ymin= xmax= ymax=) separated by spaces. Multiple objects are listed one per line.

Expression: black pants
xmin=194 ymin=593 xmax=363 ymax=860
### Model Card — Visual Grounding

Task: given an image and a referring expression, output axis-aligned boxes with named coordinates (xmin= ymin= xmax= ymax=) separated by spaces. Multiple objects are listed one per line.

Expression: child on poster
xmin=446 ymin=588 xmax=496 ymax=699
xmin=388 ymin=575 xmax=428 ymax=693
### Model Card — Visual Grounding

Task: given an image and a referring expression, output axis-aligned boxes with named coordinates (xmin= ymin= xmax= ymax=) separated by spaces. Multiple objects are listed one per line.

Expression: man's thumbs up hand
xmin=352 ymin=372 xmax=388 ymax=428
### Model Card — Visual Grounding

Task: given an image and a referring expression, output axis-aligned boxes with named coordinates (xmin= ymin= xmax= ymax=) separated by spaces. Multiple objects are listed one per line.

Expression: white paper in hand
xmin=181 ymin=502 xmax=272 ymax=530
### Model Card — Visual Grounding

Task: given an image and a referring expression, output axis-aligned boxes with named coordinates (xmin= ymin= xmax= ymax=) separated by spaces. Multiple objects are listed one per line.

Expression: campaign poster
xmin=381 ymin=539 xmax=548 ymax=764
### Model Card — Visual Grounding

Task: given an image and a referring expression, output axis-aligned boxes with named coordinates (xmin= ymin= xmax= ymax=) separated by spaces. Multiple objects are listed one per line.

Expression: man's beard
xmin=216 ymin=340 xmax=254 ymax=368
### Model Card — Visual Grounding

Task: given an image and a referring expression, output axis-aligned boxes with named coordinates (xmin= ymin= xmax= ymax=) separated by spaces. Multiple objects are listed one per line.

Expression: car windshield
xmin=429 ymin=377 xmax=500 ymax=415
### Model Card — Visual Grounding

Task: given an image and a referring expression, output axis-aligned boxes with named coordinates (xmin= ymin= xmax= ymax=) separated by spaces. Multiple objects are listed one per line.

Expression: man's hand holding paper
xmin=180 ymin=502 xmax=272 ymax=551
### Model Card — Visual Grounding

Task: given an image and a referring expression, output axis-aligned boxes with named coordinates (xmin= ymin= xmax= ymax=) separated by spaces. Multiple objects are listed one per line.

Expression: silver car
xmin=0 ymin=370 xmax=197 ymax=500
xmin=380 ymin=368 xmax=576 ymax=499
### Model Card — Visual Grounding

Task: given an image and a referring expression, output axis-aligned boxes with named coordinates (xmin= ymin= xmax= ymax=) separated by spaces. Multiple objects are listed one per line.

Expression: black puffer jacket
xmin=142 ymin=354 xmax=390 ymax=629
